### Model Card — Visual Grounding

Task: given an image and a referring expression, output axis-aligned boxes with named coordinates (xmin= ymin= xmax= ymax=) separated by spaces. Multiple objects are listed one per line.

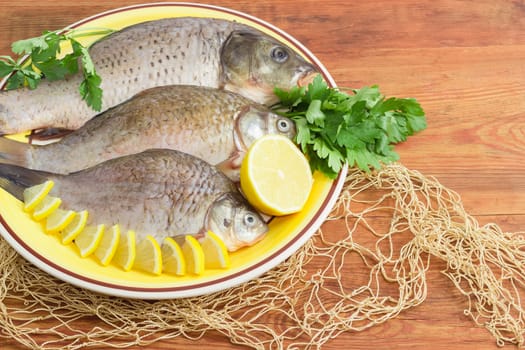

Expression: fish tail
xmin=0 ymin=164 xmax=50 ymax=201
xmin=0 ymin=137 xmax=30 ymax=167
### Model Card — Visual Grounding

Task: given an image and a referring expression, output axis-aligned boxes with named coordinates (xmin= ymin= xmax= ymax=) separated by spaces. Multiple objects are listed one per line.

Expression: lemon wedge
xmin=161 ymin=237 xmax=186 ymax=276
xmin=113 ymin=230 xmax=137 ymax=272
xmin=74 ymin=224 xmax=105 ymax=258
xmin=240 ymin=134 xmax=313 ymax=216
xmin=181 ymin=235 xmax=205 ymax=275
xmin=134 ymin=235 xmax=162 ymax=275
xmin=23 ymin=180 xmax=54 ymax=212
xmin=32 ymin=195 xmax=62 ymax=221
xmin=45 ymin=208 xmax=76 ymax=233
xmin=200 ymin=231 xmax=230 ymax=269
xmin=94 ymin=224 xmax=121 ymax=266
xmin=60 ymin=210 xmax=88 ymax=244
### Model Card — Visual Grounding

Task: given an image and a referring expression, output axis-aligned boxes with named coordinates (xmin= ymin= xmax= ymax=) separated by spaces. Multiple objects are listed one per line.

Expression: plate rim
xmin=0 ymin=2 xmax=347 ymax=299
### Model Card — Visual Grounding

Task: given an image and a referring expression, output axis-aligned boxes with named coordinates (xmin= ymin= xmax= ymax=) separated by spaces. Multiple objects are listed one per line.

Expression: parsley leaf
xmin=79 ymin=73 xmax=103 ymax=111
xmin=0 ymin=56 xmax=16 ymax=77
xmin=305 ymin=99 xmax=325 ymax=126
xmin=274 ymin=75 xmax=427 ymax=178
xmin=0 ymin=27 xmax=114 ymax=111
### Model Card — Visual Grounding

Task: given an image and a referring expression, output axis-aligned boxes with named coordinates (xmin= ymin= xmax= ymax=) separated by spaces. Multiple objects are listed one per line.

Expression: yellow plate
xmin=0 ymin=3 xmax=346 ymax=299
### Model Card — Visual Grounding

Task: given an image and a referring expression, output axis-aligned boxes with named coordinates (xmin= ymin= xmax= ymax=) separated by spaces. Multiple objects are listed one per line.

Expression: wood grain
xmin=1 ymin=0 xmax=524 ymax=349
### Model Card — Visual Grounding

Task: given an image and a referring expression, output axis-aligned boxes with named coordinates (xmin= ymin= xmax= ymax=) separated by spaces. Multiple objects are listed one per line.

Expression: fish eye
xmin=270 ymin=46 xmax=289 ymax=63
xmin=243 ymin=213 xmax=257 ymax=227
xmin=277 ymin=118 xmax=291 ymax=132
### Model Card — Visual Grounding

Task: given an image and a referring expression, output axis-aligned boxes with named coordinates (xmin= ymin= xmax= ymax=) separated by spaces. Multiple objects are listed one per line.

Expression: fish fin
xmin=195 ymin=230 xmax=206 ymax=241
xmin=0 ymin=137 xmax=30 ymax=167
xmin=215 ymin=151 xmax=245 ymax=182
xmin=0 ymin=177 xmax=25 ymax=201
xmin=171 ymin=235 xmax=185 ymax=247
xmin=0 ymin=164 xmax=51 ymax=201
xmin=132 ymin=86 xmax=161 ymax=98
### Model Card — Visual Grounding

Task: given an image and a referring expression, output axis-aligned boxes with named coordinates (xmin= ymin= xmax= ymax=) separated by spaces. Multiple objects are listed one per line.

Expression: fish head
xmin=235 ymin=105 xmax=296 ymax=152
xmin=206 ymin=192 xmax=268 ymax=252
xmin=220 ymin=30 xmax=318 ymax=105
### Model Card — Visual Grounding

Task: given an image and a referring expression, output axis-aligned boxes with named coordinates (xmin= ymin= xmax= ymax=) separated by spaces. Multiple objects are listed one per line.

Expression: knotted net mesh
xmin=1 ymin=163 xmax=524 ymax=349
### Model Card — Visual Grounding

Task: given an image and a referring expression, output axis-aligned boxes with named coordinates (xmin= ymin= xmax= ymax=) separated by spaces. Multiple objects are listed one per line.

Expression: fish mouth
xmin=226 ymin=225 xmax=268 ymax=252
xmin=203 ymin=192 xmax=269 ymax=252
xmin=297 ymin=68 xmax=319 ymax=88
xmin=242 ymin=229 xmax=267 ymax=247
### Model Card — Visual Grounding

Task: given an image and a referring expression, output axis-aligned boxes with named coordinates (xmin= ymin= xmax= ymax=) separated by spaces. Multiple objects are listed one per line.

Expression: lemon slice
xmin=134 ymin=235 xmax=162 ymax=275
xmin=113 ymin=230 xmax=136 ymax=272
xmin=60 ymin=210 xmax=88 ymax=244
xmin=74 ymin=224 xmax=105 ymax=258
xmin=32 ymin=195 xmax=62 ymax=221
xmin=23 ymin=180 xmax=54 ymax=212
xmin=240 ymin=134 xmax=313 ymax=216
xmin=94 ymin=224 xmax=121 ymax=266
xmin=181 ymin=235 xmax=205 ymax=275
xmin=45 ymin=208 xmax=76 ymax=233
xmin=200 ymin=231 xmax=230 ymax=269
xmin=161 ymin=237 xmax=186 ymax=276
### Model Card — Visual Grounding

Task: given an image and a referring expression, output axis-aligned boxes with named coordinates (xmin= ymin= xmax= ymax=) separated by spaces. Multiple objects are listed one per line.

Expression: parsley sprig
xmin=0 ymin=27 xmax=114 ymax=111
xmin=274 ymin=75 xmax=427 ymax=178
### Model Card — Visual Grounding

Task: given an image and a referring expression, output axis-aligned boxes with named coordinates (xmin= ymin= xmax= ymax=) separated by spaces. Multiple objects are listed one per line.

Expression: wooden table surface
xmin=1 ymin=0 xmax=524 ymax=349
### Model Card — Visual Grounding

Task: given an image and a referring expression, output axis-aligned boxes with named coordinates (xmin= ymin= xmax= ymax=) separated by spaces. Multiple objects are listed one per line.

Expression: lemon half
xmin=240 ymin=134 xmax=313 ymax=216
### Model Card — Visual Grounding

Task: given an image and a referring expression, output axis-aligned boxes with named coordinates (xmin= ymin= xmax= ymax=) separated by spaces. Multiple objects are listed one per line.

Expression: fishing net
xmin=1 ymin=162 xmax=524 ymax=349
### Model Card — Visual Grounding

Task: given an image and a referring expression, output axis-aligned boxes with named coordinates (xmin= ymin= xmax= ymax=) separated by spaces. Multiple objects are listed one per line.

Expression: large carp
xmin=0 ymin=85 xmax=296 ymax=180
xmin=0 ymin=148 xmax=268 ymax=252
xmin=0 ymin=17 xmax=317 ymax=134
